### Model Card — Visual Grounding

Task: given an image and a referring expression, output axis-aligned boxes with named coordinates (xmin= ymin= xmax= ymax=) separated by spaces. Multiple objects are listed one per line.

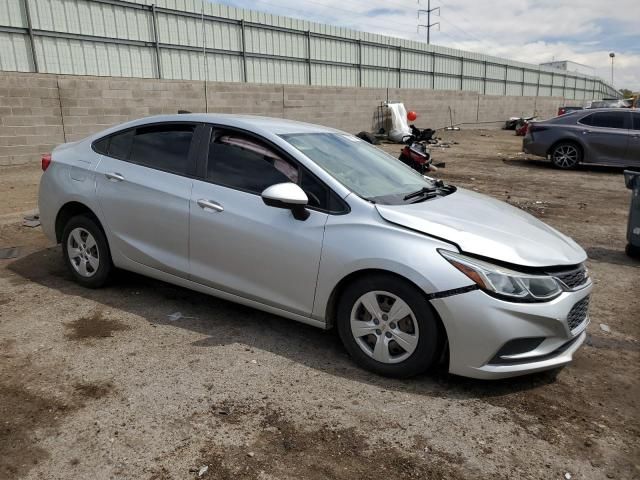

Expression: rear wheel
xmin=550 ymin=142 xmax=582 ymax=169
xmin=337 ymin=274 xmax=441 ymax=378
xmin=61 ymin=215 xmax=113 ymax=288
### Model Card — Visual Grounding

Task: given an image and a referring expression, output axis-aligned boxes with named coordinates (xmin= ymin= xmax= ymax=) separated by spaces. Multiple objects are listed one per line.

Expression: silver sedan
xmin=38 ymin=114 xmax=592 ymax=379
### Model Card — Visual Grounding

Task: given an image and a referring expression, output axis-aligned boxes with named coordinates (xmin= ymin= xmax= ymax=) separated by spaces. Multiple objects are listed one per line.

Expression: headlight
xmin=439 ymin=250 xmax=562 ymax=302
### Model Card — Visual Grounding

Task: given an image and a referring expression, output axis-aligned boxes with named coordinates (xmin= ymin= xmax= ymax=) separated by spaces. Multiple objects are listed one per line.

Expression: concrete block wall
xmin=0 ymin=73 xmax=65 ymax=166
xmin=1 ymin=72 xmax=576 ymax=166
xmin=390 ymin=89 xmax=479 ymax=129
xmin=207 ymin=83 xmax=284 ymax=117
xmin=58 ymin=77 xmax=207 ymax=142
xmin=283 ymin=86 xmax=388 ymax=132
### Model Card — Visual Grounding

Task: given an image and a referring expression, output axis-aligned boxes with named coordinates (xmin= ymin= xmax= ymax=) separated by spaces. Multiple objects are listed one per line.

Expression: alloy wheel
xmin=350 ymin=291 xmax=419 ymax=364
xmin=66 ymin=227 xmax=100 ymax=277
xmin=553 ymin=144 xmax=579 ymax=168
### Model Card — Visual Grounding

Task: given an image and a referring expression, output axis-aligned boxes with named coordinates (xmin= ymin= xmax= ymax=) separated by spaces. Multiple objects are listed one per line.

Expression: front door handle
xmin=105 ymin=172 xmax=125 ymax=182
xmin=197 ymin=199 xmax=224 ymax=213
xmin=581 ymin=130 xmax=591 ymax=135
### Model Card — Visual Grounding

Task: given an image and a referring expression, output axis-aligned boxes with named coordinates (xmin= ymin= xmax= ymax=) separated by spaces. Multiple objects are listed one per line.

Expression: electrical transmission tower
xmin=417 ymin=0 xmax=440 ymax=44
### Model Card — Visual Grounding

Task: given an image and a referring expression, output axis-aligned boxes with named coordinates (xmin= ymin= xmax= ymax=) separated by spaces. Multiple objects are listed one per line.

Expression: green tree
xmin=619 ymin=88 xmax=633 ymax=98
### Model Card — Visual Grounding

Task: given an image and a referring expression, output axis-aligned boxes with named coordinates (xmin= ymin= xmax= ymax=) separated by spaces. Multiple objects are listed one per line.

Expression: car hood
xmin=375 ymin=188 xmax=586 ymax=267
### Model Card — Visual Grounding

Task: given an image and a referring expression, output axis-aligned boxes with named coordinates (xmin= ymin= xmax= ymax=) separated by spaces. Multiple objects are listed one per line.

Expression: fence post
xmin=23 ymin=0 xmax=39 ymax=72
xmin=306 ymin=31 xmax=312 ymax=86
xmin=151 ymin=4 xmax=162 ymax=79
xmin=397 ymin=46 xmax=401 ymax=89
xmin=357 ymin=39 xmax=362 ymax=87
xmin=482 ymin=61 xmax=487 ymax=95
xmin=241 ymin=19 xmax=248 ymax=82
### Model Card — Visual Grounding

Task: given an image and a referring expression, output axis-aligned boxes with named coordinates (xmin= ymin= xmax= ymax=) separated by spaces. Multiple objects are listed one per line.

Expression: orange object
xmin=407 ymin=111 xmax=418 ymax=121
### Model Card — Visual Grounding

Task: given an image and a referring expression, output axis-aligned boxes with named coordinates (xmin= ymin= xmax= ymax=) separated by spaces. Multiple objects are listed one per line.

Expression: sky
xmin=215 ymin=0 xmax=640 ymax=91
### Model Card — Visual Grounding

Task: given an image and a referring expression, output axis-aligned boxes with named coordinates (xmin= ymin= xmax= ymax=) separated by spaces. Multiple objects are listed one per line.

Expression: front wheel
xmin=336 ymin=274 xmax=441 ymax=378
xmin=550 ymin=142 xmax=582 ymax=169
xmin=61 ymin=215 xmax=113 ymax=288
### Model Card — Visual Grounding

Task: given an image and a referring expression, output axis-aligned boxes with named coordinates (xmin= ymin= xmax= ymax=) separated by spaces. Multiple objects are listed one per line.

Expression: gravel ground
xmin=1 ymin=129 xmax=638 ymax=480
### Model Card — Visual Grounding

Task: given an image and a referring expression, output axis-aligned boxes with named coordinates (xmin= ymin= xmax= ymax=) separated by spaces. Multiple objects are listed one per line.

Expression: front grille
xmin=551 ymin=264 xmax=588 ymax=290
xmin=567 ymin=296 xmax=589 ymax=331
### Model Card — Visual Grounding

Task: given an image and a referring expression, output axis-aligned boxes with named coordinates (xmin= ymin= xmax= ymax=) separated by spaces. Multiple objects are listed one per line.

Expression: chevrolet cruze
xmin=38 ymin=114 xmax=592 ymax=379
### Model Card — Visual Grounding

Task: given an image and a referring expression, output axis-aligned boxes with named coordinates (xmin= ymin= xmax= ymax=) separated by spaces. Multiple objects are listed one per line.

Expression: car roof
xmin=90 ymin=113 xmax=342 ymax=139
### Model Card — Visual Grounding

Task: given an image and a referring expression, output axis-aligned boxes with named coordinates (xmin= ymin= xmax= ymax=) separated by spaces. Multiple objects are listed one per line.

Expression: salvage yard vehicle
xmin=523 ymin=108 xmax=640 ymax=169
xmin=39 ymin=115 xmax=592 ymax=379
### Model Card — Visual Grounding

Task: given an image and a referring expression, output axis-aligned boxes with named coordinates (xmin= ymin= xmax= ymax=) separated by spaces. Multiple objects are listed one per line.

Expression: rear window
xmin=580 ymin=112 xmax=627 ymax=129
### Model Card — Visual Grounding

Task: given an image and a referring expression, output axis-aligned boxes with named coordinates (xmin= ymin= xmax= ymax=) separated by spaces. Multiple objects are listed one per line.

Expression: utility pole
xmin=609 ymin=52 xmax=615 ymax=86
xmin=417 ymin=0 xmax=440 ymax=44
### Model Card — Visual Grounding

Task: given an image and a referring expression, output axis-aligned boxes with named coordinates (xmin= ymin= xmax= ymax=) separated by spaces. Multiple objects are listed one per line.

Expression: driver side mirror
xmin=261 ymin=182 xmax=310 ymax=221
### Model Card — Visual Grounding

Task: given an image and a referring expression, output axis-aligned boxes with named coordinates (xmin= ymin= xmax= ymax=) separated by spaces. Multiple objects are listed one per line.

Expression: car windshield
xmin=280 ymin=132 xmax=435 ymax=204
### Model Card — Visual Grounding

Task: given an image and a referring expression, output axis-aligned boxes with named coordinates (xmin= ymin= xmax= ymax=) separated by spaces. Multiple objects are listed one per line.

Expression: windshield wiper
xmin=403 ymin=186 xmax=438 ymax=201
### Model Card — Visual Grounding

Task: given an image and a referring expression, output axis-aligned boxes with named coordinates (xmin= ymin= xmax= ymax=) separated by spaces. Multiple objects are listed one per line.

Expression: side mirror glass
xmin=261 ymin=182 xmax=310 ymax=221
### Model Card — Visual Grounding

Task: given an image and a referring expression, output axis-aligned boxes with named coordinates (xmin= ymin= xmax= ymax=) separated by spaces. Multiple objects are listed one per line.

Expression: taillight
xmin=41 ymin=153 xmax=52 ymax=171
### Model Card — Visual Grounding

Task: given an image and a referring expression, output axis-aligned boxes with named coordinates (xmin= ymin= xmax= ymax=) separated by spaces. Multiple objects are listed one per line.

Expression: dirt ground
xmin=0 ymin=129 xmax=638 ymax=480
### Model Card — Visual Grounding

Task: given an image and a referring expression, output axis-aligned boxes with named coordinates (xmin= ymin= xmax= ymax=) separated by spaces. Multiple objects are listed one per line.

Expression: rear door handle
xmin=197 ymin=199 xmax=224 ymax=213
xmin=581 ymin=130 xmax=591 ymax=135
xmin=105 ymin=172 xmax=125 ymax=182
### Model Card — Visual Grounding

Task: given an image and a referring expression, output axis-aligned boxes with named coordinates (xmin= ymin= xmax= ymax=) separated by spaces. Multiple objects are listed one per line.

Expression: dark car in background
xmin=557 ymin=106 xmax=583 ymax=116
xmin=523 ymin=108 xmax=640 ymax=169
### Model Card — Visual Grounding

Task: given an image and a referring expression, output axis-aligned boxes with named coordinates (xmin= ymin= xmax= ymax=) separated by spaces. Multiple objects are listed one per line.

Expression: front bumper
xmin=430 ymin=282 xmax=592 ymax=379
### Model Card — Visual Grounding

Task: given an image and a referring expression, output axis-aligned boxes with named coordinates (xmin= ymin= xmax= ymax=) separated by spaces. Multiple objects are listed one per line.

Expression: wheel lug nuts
xmin=375 ymin=329 xmax=382 ymax=335
xmin=389 ymin=322 xmax=396 ymax=329
xmin=382 ymin=314 xmax=388 ymax=321
xmin=373 ymin=319 xmax=380 ymax=325
xmin=385 ymin=332 xmax=392 ymax=338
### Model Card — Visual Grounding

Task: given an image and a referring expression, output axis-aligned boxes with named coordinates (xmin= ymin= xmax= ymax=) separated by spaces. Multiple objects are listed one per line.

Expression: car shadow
xmin=9 ymin=246 xmax=561 ymax=400
xmin=503 ymin=158 xmax=631 ymax=174
xmin=587 ymin=246 xmax=640 ymax=267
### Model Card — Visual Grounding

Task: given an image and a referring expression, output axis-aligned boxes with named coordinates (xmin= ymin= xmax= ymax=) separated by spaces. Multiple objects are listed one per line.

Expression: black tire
xmin=61 ymin=214 xmax=113 ymax=288
xmin=336 ymin=274 xmax=441 ymax=378
xmin=550 ymin=141 xmax=582 ymax=169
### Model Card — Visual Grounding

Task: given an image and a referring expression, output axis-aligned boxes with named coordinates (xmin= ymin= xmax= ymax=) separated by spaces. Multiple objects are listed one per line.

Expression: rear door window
xmin=632 ymin=113 xmax=640 ymax=130
xmin=580 ymin=112 xmax=628 ymax=129
xmin=129 ymin=124 xmax=195 ymax=175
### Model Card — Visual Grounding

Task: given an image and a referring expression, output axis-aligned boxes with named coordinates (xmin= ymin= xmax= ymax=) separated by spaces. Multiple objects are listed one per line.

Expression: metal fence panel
xmin=312 ymin=37 xmax=357 ymax=64
xmin=312 ymin=64 xmax=357 ymax=87
xmin=462 ymin=77 xmax=483 ymax=93
xmin=403 ymin=72 xmax=433 ymax=89
xmin=485 ymin=80 xmax=504 ymax=95
xmin=246 ymin=57 xmax=307 ymax=85
xmin=0 ymin=0 xmax=618 ymax=99
xmin=0 ymin=32 xmax=32 ymax=71
xmin=506 ymin=83 xmax=522 ymax=96
xmin=434 ymin=75 xmax=461 ymax=91
xmin=464 ymin=60 xmax=484 ymax=78
xmin=1 ymin=0 xmax=26 ymax=28
xmin=35 ymin=36 xmax=156 ymax=77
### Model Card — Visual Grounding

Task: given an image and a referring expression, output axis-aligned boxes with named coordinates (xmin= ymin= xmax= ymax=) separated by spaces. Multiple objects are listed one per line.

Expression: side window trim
xmin=201 ymin=124 xmax=349 ymax=215
xmin=90 ymin=121 xmax=202 ymax=178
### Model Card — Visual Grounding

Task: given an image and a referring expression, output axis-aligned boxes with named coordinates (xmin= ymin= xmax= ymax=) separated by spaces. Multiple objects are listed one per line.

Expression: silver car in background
xmin=524 ymin=108 xmax=640 ymax=168
xmin=38 ymin=114 xmax=592 ymax=379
